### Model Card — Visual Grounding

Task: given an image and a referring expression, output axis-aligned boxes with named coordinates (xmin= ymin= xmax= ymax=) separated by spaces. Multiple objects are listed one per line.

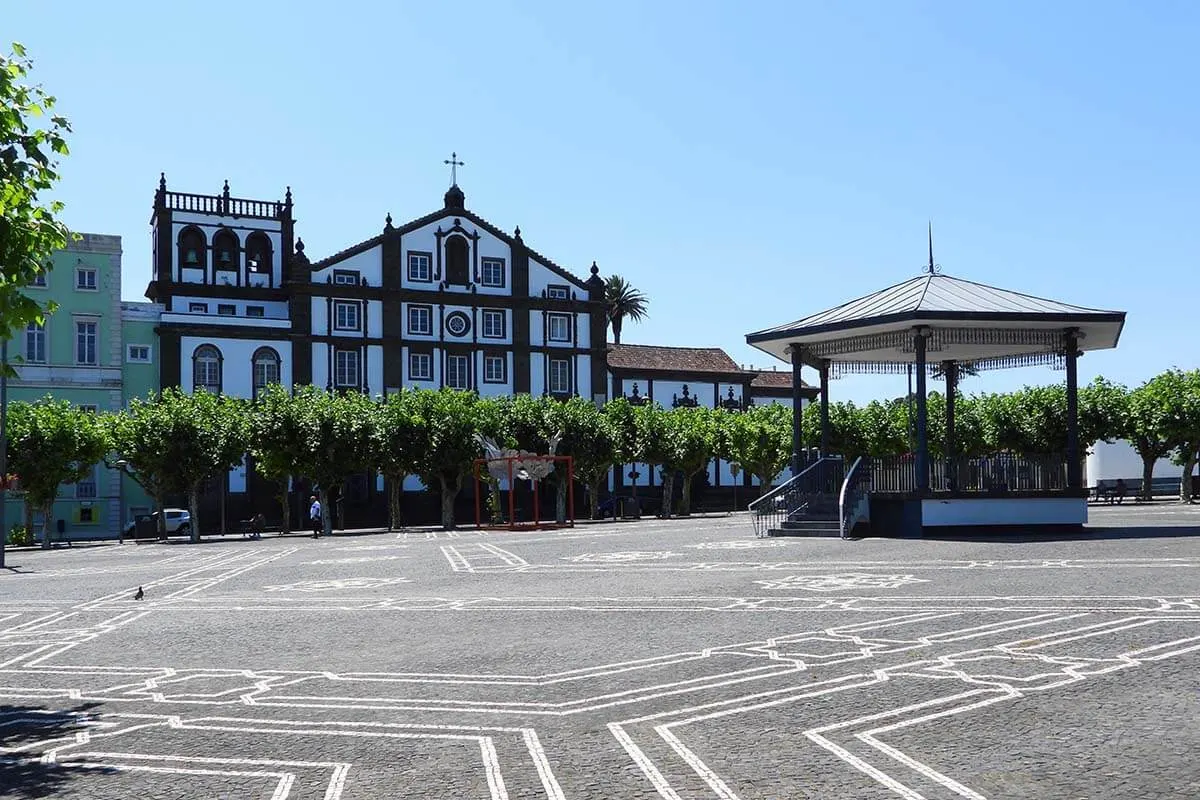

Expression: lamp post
xmin=0 ymin=339 xmax=8 ymax=568
xmin=115 ymin=460 xmax=128 ymax=543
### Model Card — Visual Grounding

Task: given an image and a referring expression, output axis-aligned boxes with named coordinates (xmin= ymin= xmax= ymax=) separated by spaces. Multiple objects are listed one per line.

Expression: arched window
xmin=252 ymin=347 xmax=281 ymax=398
xmin=244 ymin=231 xmax=273 ymax=277
xmin=445 ymin=235 xmax=470 ymax=285
xmin=178 ymin=226 xmax=206 ymax=270
xmin=193 ymin=345 xmax=222 ymax=394
xmin=212 ymin=228 xmax=239 ymax=272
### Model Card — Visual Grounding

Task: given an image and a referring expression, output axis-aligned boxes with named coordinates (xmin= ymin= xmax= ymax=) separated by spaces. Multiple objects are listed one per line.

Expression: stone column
xmin=1065 ymin=329 xmax=1081 ymax=490
xmin=819 ymin=360 xmax=831 ymax=457
xmin=914 ymin=329 xmax=930 ymax=494
xmin=790 ymin=345 xmax=805 ymax=475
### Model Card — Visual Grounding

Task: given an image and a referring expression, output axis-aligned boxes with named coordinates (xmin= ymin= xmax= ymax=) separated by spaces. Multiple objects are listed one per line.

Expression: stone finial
xmin=222 ymin=179 xmax=231 ymax=198
xmin=385 ymin=212 xmax=394 ymax=231
xmin=514 ymin=225 xmax=522 ymax=239
xmin=284 ymin=186 xmax=293 ymax=205
xmin=590 ymin=261 xmax=599 ymax=277
xmin=295 ymin=238 xmax=305 ymax=253
xmin=158 ymin=172 xmax=166 ymax=191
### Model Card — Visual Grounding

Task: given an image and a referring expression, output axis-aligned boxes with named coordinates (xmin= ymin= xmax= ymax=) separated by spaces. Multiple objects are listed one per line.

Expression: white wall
xmin=179 ymin=336 xmax=293 ymax=399
xmin=400 ymin=218 xmax=512 ymax=294
xmin=311 ymin=297 xmax=381 ymax=338
xmin=310 ymin=245 xmax=382 ymax=286
xmin=1086 ymin=439 xmax=1184 ymax=485
xmin=529 ymin=310 xmax=589 ymax=348
xmin=528 ymin=258 xmax=585 ymax=298
xmin=476 ymin=351 xmax=514 ymax=398
xmin=171 ymin=295 xmax=289 ymax=319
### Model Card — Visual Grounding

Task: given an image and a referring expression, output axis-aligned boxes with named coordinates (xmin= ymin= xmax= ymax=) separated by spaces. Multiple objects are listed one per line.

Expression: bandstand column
xmin=914 ymin=329 xmax=930 ymax=493
xmin=819 ymin=359 xmax=831 ymax=456
xmin=1065 ymin=329 xmax=1081 ymax=489
xmin=790 ymin=345 xmax=805 ymax=475
xmin=944 ymin=360 xmax=958 ymax=490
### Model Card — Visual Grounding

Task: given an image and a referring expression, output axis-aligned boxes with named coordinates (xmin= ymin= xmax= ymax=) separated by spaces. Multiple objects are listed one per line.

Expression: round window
xmin=445 ymin=311 xmax=471 ymax=337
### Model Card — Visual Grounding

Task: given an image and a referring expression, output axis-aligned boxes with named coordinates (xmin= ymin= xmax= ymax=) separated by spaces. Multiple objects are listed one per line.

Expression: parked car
xmin=126 ymin=508 xmax=191 ymax=539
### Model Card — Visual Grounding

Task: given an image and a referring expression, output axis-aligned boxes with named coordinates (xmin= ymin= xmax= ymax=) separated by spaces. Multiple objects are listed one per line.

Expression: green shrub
xmin=6 ymin=524 xmax=33 ymax=547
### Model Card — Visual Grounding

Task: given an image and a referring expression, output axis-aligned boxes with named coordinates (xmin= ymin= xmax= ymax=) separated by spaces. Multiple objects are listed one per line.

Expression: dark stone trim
xmin=480 ymin=256 xmax=506 ymax=288
xmin=158 ymin=328 xmax=181 ymax=392
xmin=151 ymin=283 xmax=288 ymax=302
xmin=155 ymin=323 xmax=294 ymax=341
xmin=406 ymin=250 xmax=434 ymax=284
xmin=482 ymin=351 xmax=508 ymax=383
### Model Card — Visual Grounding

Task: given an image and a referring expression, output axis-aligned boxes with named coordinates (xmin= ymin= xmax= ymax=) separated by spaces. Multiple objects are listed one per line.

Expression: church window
xmin=218 ymin=304 xmax=236 ymax=316
xmin=408 ymin=252 xmax=432 ymax=282
xmin=481 ymin=310 xmax=505 ymax=339
xmin=334 ymin=301 xmax=360 ymax=331
xmin=246 ymin=306 xmax=265 ymax=318
xmin=213 ymin=229 xmax=239 ymax=270
xmin=547 ymin=284 xmax=570 ymax=300
xmin=547 ymin=313 xmax=572 ymax=343
xmin=193 ymin=345 xmax=222 ymax=393
xmin=244 ymin=231 xmax=273 ymax=274
xmin=409 ymin=352 xmax=432 ymax=381
xmin=333 ymin=270 xmax=360 ymax=285
xmin=189 ymin=302 xmax=209 ymax=313
xmin=178 ymin=226 xmax=206 ymax=269
xmin=548 ymin=359 xmax=571 ymax=395
xmin=445 ymin=236 xmax=470 ymax=285
xmin=481 ymin=258 xmax=505 ymax=287
xmin=408 ymin=305 xmax=432 ymax=335
xmin=484 ymin=355 xmax=506 ymax=383
xmin=334 ymin=349 xmax=360 ymax=387
xmin=252 ymin=347 xmax=281 ymax=398
xmin=446 ymin=354 xmax=470 ymax=390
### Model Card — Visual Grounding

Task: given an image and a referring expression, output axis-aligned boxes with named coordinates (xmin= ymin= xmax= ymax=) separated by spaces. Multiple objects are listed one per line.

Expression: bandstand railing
xmin=838 ymin=456 xmax=871 ymax=539
xmin=868 ymin=453 xmax=1070 ymax=494
xmin=748 ymin=456 xmax=844 ymax=538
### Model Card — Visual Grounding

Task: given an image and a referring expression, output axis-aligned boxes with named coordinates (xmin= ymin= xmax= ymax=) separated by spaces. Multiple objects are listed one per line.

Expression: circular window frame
xmin=444 ymin=311 xmax=471 ymax=337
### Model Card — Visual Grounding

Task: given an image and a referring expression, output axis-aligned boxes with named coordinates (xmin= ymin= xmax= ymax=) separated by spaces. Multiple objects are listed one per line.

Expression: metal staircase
xmin=749 ymin=457 xmax=846 ymax=538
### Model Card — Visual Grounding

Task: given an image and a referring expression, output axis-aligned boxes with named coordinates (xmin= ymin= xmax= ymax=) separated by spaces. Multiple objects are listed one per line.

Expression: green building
xmin=2 ymin=233 xmax=160 ymax=541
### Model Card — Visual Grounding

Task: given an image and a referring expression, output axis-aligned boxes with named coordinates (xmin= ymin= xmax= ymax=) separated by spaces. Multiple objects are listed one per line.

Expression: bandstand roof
xmin=746 ymin=272 xmax=1125 ymax=374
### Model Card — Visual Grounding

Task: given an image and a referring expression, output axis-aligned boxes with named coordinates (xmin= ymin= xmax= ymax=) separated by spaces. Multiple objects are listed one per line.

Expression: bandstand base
xmin=867 ymin=493 xmax=1088 ymax=538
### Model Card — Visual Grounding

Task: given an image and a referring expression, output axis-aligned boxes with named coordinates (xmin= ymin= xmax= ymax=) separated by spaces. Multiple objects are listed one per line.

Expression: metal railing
xmin=868 ymin=453 xmax=1070 ymax=494
xmin=748 ymin=456 xmax=844 ymax=538
xmin=838 ymin=456 xmax=871 ymax=539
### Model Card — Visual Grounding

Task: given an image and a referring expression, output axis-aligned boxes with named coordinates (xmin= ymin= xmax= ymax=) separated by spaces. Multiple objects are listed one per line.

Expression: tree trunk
xmin=587 ymin=475 xmax=602 ymax=520
xmin=155 ymin=495 xmax=166 ymax=539
xmin=388 ymin=477 xmax=403 ymax=530
xmin=188 ymin=485 xmax=201 ymax=543
xmin=660 ymin=470 xmax=674 ymax=518
xmin=40 ymin=501 xmax=53 ymax=549
xmin=335 ymin=488 xmax=345 ymax=531
xmin=439 ymin=476 xmax=458 ymax=530
xmin=219 ymin=476 xmax=227 ymax=537
xmin=555 ymin=479 xmax=567 ymax=524
xmin=1180 ymin=449 xmax=1197 ymax=503
xmin=320 ymin=487 xmax=332 ymax=537
xmin=279 ymin=480 xmax=291 ymax=534
xmin=22 ymin=501 xmax=33 ymax=543
xmin=612 ymin=316 xmax=622 ymax=345
xmin=488 ymin=479 xmax=503 ymax=525
xmin=1141 ymin=455 xmax=1155 ymax=502
xmin=680 ymin=471 xmax=694 ymax=516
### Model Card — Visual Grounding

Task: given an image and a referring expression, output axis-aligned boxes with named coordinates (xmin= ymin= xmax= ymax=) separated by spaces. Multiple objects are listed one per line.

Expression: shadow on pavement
xmin=0 ymin=702 xmax=114 ymax=797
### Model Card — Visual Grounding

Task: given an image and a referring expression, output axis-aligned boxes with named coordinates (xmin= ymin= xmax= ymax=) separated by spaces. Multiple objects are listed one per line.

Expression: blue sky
xmin=8 ymin=0 xmax=1196 ymax=404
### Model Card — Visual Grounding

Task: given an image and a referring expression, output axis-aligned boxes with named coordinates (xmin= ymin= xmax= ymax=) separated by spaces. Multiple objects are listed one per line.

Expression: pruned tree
xmin=408 ymin=388 xmax=482 ymax=530
xmin=548 ymin=397 xmax=619 ymax=520
xmin=717 ymin=403 xmax=791 ymax=490
xmin=631 ymin=402 xmax=672 ymax=515
xmin=290 ymin=386 xmax=377 ymax=537
xmin=249 ymin=384 xmax=308 ymax=534
xmin=0 ymin=43 xmax=72 ymax=351
xmin=6 ymin=399 xmax=109 ymax=548
xmin=374 ymin=390 xmax=429 ymax=530
xmin=658 ymin=407 xmax=719 ymax=517
xmin=1127 ymin=375 xmax=1178 ymax=502
xmin=107 ymin=393 xmax=184 ymax=539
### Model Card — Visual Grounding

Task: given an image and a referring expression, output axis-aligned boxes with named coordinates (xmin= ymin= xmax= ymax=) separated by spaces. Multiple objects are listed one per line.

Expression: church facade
xmin=146 ymin=174 xmax=804 ymax=526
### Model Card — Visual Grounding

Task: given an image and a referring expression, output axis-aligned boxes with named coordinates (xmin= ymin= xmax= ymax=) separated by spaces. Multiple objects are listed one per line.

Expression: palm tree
xmin=604 ymin=274 xmax=648 ymax=345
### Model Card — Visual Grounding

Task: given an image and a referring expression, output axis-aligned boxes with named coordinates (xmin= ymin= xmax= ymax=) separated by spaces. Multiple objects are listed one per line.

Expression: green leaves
xmin=0 ymin=43 xmax=72 ymax=358
xmin=7 ymin=398 xmax=109 ymax=509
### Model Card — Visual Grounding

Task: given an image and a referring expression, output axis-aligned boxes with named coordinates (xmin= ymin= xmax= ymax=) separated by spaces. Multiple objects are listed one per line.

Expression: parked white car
xmin=126 ymin=508 xmax=191 ymax=538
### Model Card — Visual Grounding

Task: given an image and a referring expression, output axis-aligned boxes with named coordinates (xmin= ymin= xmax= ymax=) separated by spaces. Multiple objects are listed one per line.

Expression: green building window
xmin=75 ymin=320 xmax=97 ymax=365
xmin=25 ymin=322 xmax=45 ymax=363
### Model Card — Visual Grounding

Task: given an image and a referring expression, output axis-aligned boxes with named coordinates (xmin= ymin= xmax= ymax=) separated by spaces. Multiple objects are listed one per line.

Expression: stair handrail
xmin=748 ymin=456 xmax=841 ymax=538
xmin=838 ymin=455 xmax=871 ymax=539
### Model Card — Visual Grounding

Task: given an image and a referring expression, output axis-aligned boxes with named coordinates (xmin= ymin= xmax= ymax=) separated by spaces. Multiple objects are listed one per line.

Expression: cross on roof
xmin=444 ymin=151 xmax=464 ymax=185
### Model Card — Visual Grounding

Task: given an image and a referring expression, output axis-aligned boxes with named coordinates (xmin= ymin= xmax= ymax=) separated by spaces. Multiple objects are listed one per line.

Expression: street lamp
xmin=115 ymin=460 xmax=128 ymax=543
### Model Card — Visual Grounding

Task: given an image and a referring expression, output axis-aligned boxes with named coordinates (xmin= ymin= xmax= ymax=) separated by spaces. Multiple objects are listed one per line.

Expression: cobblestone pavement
xmin=1 ymin=506 xmax=1198 ymax=798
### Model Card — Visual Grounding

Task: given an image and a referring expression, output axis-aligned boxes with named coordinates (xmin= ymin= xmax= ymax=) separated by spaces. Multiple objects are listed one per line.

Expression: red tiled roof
xmin=751 ymin=370 xmax=794 ymax=388
xmin=607 ymin=344 xmax=741 ymax=374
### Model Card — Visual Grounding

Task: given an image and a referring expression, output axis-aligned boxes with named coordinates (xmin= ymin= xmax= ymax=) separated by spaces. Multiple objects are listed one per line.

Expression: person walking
xmin=309 ymin=495 xmax=322 ymax=538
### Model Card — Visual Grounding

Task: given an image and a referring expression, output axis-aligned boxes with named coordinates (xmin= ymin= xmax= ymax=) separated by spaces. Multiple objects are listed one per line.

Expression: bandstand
xmin=745 ymin=266 xmax=1125 ymax=538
